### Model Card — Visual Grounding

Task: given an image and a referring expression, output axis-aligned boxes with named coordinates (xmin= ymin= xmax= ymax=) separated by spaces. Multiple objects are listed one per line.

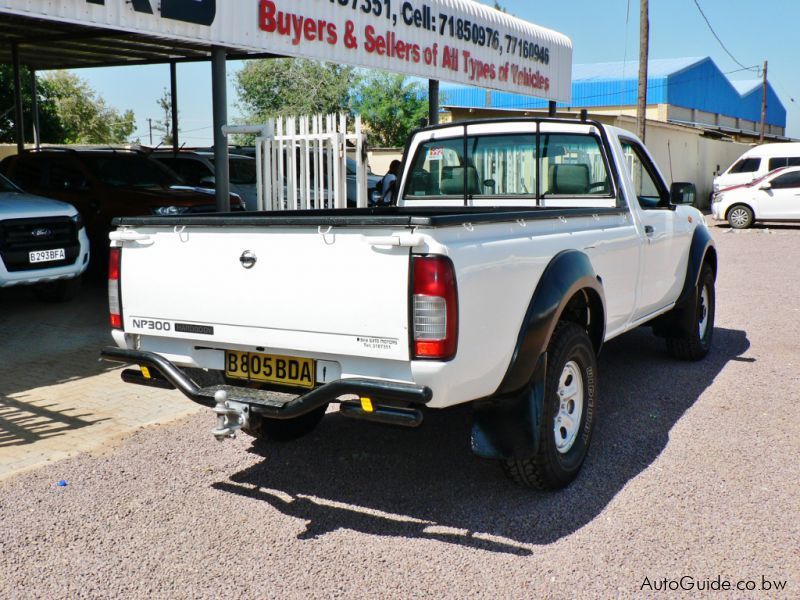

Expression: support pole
xmin=759 ymin=60 xmax=768 ymax=143
xmin=31 ymin=69 xmax=41 ymax=149
xmin=170 ymin=61 xmax=179 ymax=153
xmin=11 ymin=43 xmax=24 ymax=155
xmin=636 ymin=0 xmax=649 ymax=142
xmin=211 ymin=46 xmax=230 ymax=212
xmin=428 ymin=80 xmax=440 ymax=126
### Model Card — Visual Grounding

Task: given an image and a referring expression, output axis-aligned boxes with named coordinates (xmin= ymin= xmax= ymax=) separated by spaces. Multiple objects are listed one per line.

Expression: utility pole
xmin=636 ymin=0 xmax=649 ymax=142
xmin=759 ymin=60 xmax=768 ymax=143
xmin=147 ymin=118 xmax=153 ymax=146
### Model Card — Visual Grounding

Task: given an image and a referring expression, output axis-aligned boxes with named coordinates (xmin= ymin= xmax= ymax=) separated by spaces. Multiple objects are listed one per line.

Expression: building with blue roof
xmin=440 ymin=57 xmax=786 ymax=140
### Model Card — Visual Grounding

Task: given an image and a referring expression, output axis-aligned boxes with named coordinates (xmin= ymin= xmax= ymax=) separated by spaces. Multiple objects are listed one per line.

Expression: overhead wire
xmin=692 ymin=0 xmax=758 ymax=74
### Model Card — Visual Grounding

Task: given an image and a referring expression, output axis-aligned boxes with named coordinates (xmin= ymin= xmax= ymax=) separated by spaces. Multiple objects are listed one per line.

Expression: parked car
xmin=101 ymin=118 xmax=715 ymax=491
xmin=713 ymin=142 xmax=800 ymax=193
xmin=0 ymin=172 xmax=89 ymax=301
xmin=0 ymin=149 xmax=242 ymax=266
xmin=149 ymin=150 xmax=257 ymax=210
xmin=712 ymin=166 xmax=800 ymax=228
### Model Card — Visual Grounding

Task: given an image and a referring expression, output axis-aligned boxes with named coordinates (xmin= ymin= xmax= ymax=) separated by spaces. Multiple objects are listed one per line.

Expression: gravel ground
xmin=1 ymin=222 xmax=798 ymax=599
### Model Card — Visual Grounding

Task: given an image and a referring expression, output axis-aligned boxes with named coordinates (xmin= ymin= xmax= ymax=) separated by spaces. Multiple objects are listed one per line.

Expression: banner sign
xmin=1 ymin=0 xmax=573 ymax=101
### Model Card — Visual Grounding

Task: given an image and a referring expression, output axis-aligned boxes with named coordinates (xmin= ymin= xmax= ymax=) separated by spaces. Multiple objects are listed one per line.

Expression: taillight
xmin=412 ymin=256 xmax=458 ymax=360
xmin=109 ymin=247 xmax=122 ymax=329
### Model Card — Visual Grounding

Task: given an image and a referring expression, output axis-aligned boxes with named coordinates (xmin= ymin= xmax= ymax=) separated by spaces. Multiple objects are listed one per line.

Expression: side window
xmin=47 ymin=160 xmax=89 ymax=192
xmin=729 ymin=158 xmax=761 ymax=174
xmin=160 ymin=158 xmax=209 ymax=185
xmin=768 ymin=157 xmax=800 ymax=170
xmin=620 ymin=139 xmax=668 ymax=209
xmin=541 ymin=134 xmax=611 ymax=197
xmin=466 ymin=134 xmax=536 ymax=198
xmin=10 ymin=157 xmax=46 ymax=190
xmin=404 ymin=137 xmax=465 ymax=198
xmin=769 ymin=172 xmax=800 ymax=189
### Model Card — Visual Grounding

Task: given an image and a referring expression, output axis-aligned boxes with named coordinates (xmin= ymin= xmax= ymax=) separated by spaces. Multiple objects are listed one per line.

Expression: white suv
xmin=0 ymin=172 xmax=90 ymax=301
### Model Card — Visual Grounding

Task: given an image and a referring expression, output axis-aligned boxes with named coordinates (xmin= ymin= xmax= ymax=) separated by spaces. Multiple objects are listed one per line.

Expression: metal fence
xmin=225 ymin=114 xmax=367 ymax=211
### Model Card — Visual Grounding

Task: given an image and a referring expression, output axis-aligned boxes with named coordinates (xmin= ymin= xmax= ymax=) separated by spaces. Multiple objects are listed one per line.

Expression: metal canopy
xmin=0 ymin=13 xmax=278 ymax=70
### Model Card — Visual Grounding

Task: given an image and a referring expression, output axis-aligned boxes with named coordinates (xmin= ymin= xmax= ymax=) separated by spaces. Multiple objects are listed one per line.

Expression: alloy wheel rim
xmin=730 ymin=208 xmax=749 ymax=227
xmin=554 ymin=360 xmax=585 ymax=454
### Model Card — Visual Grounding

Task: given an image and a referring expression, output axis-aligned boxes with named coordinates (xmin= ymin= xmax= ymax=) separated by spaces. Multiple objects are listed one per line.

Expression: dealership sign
xmin=1 ymin=0 xmax=573 ymax=101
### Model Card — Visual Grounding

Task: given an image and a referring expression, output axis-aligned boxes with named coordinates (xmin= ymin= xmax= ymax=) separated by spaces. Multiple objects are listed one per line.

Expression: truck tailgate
xmin=119 ymin=226 xmax=412 ymax=361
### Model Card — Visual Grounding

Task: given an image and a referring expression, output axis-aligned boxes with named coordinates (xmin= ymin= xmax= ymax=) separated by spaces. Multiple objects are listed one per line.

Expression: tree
xmin=236 ymin=58 xmax=355 ymax=122
xmin=350 ymin=72 xmax=428 ymax=147
xmin=152 ymin=88 xmax=176 ymax=145
xmin=0 ymin=66 xmax=65 ymax=143
xmin=42 ymin=71 xmax=135 ymax=144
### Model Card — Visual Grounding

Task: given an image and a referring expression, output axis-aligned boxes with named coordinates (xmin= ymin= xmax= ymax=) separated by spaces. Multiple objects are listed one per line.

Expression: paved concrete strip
xmin=0 ymin=367 xmax=200 ymax=481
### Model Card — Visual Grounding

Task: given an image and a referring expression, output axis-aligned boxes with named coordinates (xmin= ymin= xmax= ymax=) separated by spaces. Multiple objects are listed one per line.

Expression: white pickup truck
xmin=101 ymin=118 xmax=716 ymax=489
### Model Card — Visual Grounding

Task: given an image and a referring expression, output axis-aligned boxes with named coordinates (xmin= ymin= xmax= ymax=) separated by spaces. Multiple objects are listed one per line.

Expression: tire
xmin=503 ymin=322 xmax=597 ymax=490
xmin=33 ymin=276 xmax=82 ymax=303
xmin=242 ymin=404 xmax=327 ymax=442
xmin=727 ymin=204 xmax=754 ymax=229
xmin=666 ymin=264 xmax=715 ymax=361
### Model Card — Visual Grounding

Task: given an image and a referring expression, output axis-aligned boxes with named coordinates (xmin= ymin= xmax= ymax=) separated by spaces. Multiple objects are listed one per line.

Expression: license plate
xmin=29 ymin=248 xmax=65 ymax=264
xmin=225 ymin=350 xmax=315 ymax=389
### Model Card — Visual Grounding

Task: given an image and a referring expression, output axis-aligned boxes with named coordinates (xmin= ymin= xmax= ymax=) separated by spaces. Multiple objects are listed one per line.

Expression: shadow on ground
xmin=0 ymin=279 xmax=115 ymax=446
xmin=214 ymin=326 xmax=750 ymax=554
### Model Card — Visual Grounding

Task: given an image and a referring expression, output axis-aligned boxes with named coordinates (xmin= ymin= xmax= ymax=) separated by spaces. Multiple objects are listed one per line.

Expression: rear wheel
xmin=33 ymin=276 xmax=81 ymax=303
xmin=503 ymin=322 xmax=597 ymax=490
xmin=727 ymin=204 xmax=753 ymax=229
xmin=243 ymin=404 xmax=328 ymax=442
xmin=666 ymin=264 xmax=715 ymax=361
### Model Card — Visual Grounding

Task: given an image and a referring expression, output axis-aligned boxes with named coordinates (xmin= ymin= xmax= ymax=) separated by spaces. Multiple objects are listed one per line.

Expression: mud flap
xmin=470 ymin=353 xmax=547 ymax=460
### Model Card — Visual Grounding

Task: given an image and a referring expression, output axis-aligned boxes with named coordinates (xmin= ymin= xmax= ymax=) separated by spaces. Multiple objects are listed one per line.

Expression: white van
xmin=714 ymin=143 xmax=800 ymax=192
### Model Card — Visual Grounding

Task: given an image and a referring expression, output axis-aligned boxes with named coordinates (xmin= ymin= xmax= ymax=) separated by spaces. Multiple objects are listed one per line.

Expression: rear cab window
xmin=401 ymin=122 xmax=617 ymax=208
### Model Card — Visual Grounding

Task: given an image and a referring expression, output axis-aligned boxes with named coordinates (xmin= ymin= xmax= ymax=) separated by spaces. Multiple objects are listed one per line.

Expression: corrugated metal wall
xmin=440 ymin=57 xmax=787 ymax=127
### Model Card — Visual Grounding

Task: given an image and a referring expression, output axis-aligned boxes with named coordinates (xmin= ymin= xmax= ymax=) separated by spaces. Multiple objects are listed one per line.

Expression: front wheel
xmin=503 ymin=322 xmax=597 ymax=490
xmin=666 ymin=264 xmax=715 ymax=361
xmin=728 ymin=204 xmax=754 ymax=229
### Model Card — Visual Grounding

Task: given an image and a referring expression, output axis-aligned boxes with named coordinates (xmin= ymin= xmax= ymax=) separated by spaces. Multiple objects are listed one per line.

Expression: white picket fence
xmin=224 ymin=114 xmax=368 ymax=211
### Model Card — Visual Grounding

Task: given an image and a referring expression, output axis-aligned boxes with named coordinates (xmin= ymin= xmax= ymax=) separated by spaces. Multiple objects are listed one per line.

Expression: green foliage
xmin=350 ymin=72 xmax=428 ymax=148
xmin=236 ymin=58 xmax=356 ymax=122
xmin=42 ymin=71 xmax=135 ymax=144
xmin=0 ymin=65 xmax=65 ymax=144
xmin=152 ymin=88 xmax=175 ymax=145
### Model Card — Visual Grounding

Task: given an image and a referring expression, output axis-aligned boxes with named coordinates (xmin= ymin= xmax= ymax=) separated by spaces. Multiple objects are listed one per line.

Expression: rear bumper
xmin=100 ymin=347 xmax=432 ymax=418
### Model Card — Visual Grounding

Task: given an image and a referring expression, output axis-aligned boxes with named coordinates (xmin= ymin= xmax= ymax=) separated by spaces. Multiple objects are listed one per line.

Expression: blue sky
xmin=74 ymin=0 xmax=798 ymax=145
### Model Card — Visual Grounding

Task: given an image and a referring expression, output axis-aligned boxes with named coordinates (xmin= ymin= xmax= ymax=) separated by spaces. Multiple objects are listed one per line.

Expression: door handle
xmin=644 ymin=225 xmax=655 ymax=236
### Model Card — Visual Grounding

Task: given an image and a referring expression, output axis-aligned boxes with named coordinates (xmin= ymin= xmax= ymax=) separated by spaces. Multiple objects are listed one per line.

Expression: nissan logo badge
xmin=239 ymin=250 xmax=257 ymax=269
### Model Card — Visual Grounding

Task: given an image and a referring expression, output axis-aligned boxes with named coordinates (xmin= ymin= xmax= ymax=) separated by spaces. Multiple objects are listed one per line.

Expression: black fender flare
xmin=653 ymin=225 xmax=717 ymax=337
xmin=471 ymin=250 xmax=605 ymax=460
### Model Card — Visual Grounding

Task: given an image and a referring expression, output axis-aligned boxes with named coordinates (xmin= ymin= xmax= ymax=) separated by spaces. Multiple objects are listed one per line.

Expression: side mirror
xmin=199 ymin=176 xmax=216 ymax=188
xmin=670 ymin=182 xmax=696 ymax=206
xmin=759 ymin=183 xmax=772 ymax=191
xmin=483 ymin=178 xmax=496 ymax=190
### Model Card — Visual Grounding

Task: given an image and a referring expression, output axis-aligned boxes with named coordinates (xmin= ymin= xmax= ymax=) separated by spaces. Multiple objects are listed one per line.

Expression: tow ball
xmin=211 ymin=390 xmax=250 ymax=441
